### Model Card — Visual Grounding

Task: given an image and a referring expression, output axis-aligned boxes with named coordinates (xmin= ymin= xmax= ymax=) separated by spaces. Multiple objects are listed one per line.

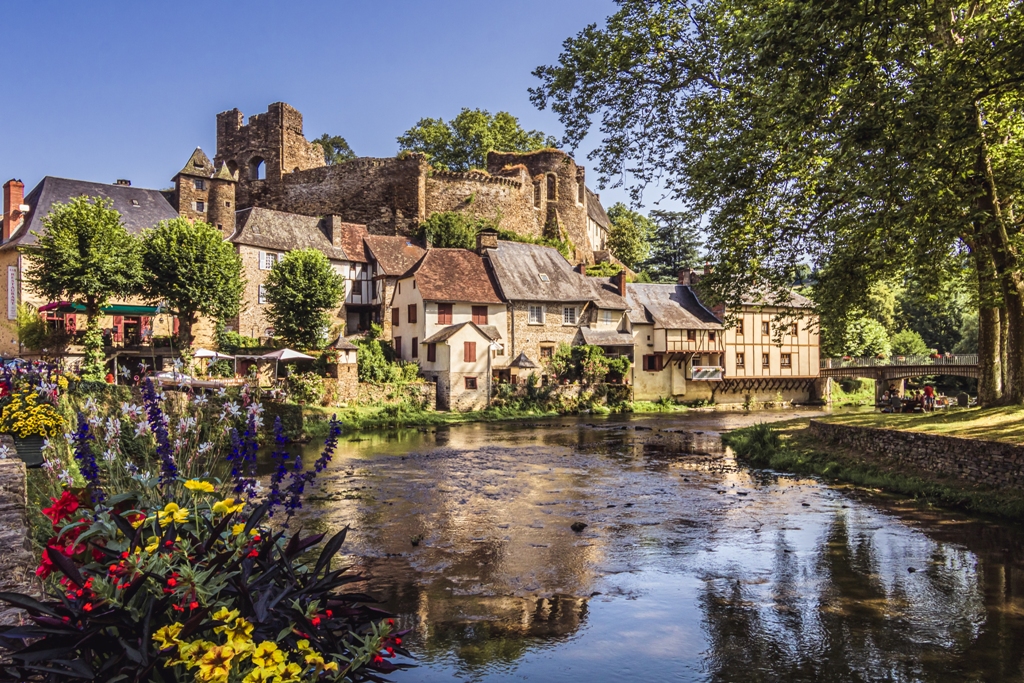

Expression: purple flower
xmin=283 ymin=415 xmax=342 ymax=520
xmin=72 ymin=413 xmax=104 ymax=505
xmin=266 ymin=416 xmax=290 ymax=516
xmin=141 ymin=378 xmax=176 ymax=485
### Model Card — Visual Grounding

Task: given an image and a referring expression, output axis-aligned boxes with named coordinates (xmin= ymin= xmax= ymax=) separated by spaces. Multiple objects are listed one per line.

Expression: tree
xmin=264 ymin=249 xmax=345 ymax=350
xmin=643 ymin=210 xmax=702 ymax=282
xmin=312 ymin=134 xmax=356 ymax=165
xmin=397 ymin=108 xmax=557 ymax=172
xmin=22 ymin=196 xmax=142 ymax=380
xmin=842 ymin=318 xmax=891 ymax=359
xmin=606 ymin=203 xmax=654 ymax=270
xmin=141 ymin=218 xmax=244 ymax=347
xmin=890 ymin=330 xmax=931 ymax=357
xmin=418 ymin=212 xmax=495 ymax=250
xmin=531 ymin=1 xmax=1024 ymax=405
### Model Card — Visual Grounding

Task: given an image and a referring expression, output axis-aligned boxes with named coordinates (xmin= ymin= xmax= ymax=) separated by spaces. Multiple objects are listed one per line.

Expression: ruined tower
xmin=207 ymin=163 xmax=237 ymax=235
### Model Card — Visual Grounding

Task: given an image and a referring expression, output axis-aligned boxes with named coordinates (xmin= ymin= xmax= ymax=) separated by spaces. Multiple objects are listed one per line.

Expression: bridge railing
xmin=820 ymin=354 xmax=978 ymax=369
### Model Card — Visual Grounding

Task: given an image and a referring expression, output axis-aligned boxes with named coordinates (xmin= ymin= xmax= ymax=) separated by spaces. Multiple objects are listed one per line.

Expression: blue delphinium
xmin=141 ymin=378 xmax=177 ymax=486
xmin=72 ymin=413 xmax=104 ymax=505
xmin=266 ymin=416 xmax=291 ymax=515
xmin=283 ymin=415 xmax=342 ymax=519
xmin=226 ymin=413 xmax=261 ymax=499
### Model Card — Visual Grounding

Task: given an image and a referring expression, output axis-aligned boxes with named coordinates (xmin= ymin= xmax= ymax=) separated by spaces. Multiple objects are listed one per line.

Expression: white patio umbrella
xmin=260 ymin=348 xmax=315 ymax=379
xmin=193 ymin=348 xmax=237 ymax=375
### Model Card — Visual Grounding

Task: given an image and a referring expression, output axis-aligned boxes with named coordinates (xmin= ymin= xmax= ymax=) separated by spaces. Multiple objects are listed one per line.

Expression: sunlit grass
xmin=821 ymin=405 xmax=1024 ymax=444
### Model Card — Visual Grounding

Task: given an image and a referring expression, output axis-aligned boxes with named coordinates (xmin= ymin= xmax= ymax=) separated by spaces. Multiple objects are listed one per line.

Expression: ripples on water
xmin=289 ymin=412 xmax=1024 ymax=682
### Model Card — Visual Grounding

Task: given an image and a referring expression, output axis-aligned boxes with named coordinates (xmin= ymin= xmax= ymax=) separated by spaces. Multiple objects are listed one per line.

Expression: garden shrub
xmin=287 ymin=370 xmax=326 ymax=405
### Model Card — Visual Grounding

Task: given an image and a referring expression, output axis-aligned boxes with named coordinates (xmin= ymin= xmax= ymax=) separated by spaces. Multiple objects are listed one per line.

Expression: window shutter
xmin=64 ymin=313 xmax=77 ymax=335
xmin=438 ymin=304 xmax=452 ymax=325
xmin=395 ymin=337 xmax=402 ymax=357
xmin=113 ymin=315 xmax=125 ymax=343
xmin=392 ymin=308 xmax=400 ymax=326
xmin=172 ymin=317 xmax=180 ymax=338
xmin=258 ymin=251 xmax=267 ymax=270
xmin=427 ymin=343 xmax=436 ymax=362
xmin=464 ymin=341 xmax=476 ymax=362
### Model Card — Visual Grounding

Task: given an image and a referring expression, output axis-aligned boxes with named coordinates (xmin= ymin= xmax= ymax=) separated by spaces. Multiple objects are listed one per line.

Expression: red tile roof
xmin=410 ymin=248 xmax=503 ymax=304
xmin=364 ymin=235 xmax=425 ymax=276
xmin=336 ymin=223 xmax=369 ymax=263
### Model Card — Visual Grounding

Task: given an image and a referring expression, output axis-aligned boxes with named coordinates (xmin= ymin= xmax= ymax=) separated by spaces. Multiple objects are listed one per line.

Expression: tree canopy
xmin=531 ymin=0 xmax=1024 ymax=404
xmin=141 ymin=218 xmax=244 ymax=347
xmin=312 ymin=134 xmax=357 ymax=165
xmin=418 ymin=211 xmax=496 ymax=250
xmin=397 ymin=108 xmax=557 ymax=172
xmin=606 ymin=203 xmax=654 ymax=270
xmin=643 ymin=210 xmax=703 ymax=282
xmin=264 ymin=249 xmax=345 ymax=350
xmin=23 ymin=196 xmax=142 ymax=324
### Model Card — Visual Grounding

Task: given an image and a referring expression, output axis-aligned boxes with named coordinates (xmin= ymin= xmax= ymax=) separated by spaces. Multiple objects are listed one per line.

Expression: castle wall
xmin=423 ymin=169 xmax=541 ymax=240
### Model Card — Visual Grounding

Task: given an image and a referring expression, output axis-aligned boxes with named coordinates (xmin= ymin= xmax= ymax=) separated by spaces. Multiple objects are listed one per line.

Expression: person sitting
xmin=890 ymin=392 xmax=903 ymax=413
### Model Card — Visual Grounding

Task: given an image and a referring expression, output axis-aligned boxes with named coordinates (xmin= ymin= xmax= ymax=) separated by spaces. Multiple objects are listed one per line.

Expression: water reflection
xmin=288 ymin=413 xmax=1024 ymax=682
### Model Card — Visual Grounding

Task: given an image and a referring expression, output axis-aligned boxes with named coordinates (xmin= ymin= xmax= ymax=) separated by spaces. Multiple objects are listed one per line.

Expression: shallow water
xmin=291 ymin=411 xmax=1024 ymax=682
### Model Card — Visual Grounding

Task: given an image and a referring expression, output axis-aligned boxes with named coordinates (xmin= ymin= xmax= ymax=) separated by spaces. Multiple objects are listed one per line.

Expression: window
xmin=394 ymin=337 xmax=402 ymax=357
xmin=736 ymin=319 xmax=744 ymax=335
xmin=352 ymin=280 xmax=363 ymax=298
xmin=540 ymin=345 xmax=554 ymax=359
xmin=578 ymin=179 xmax=585 ymax=204
xmin=194 ymin=201 xmax=206 ymax=213
xmin=427 ymin=343 xmax=436 ymax=362
xmin=391 ymin=308 xmax=400 ymax=326
xmin=781 ymin=353 xmax=792 ymax=367
xmin=736 ymin=352 xmax=745 ymax=367
xmin=602 ymin=310 xmax=612 ymax=324
xmin=708 ymin=331 xmax=716 ymax=342
xmin=258 ymin=285 xmax=267 ymax=304
xmin=643 ymin=355 xmax=663 ymax=372
xmin=437 ymin=303 xmax=452 ymax=325
xmin=193 ymin=179 xmax=205 ymax=190
xmin=762 ymin=352 xmax=770 ymax=367
xmin=408 ymin=304 xmax=417 ymax=324
xmin=687 ymin=329 xmax=696 ymax=341
xmin=791 ymin=323 xmax=799 ymax=335
xmin=547 ymin=174 xmax=557 ymax=200
xmin=411 ymin=337 xmax=418 ymax=358
xmin=563 ymin=307 xmax=577 ymax=325
xmin=465 ymin=376 xmax=478 ymax=390
xmin=259 ymin=252 xmax=277 ymax=270
xmin=249 ymin=157 xmax=266 ymax=180
xmin=529 ymin=305 xmax=545 ymax=324
xmin=762 ymin=321 xmax=770 ymax=335
xmin=464 ymin=341 xmax=476 ymax=363
xmin=472 ymin=306 xmax=488 ymax=325
xmin=534 ymin=182 xmax=541 ymax=208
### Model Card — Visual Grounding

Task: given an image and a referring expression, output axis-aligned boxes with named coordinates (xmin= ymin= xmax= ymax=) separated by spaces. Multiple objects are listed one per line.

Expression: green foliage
xmin=606 ymin=203 xmax=654 ymax=270
xmin=286 ymin=369 xmax=326 ymax=405
xmin=215 ymin=320 xmax=261 ymax=355
xmin=398 ymin=108 xmax=557 ymax=172
xmin=841 ymin=318 xmax=891 ymax=358
xmin=585 ymin=261 xmax=622 ymax=277
xmin=312 ymin=133 xmax=356 ymax=165
xmin=16 ymin=304 xmax=51 ymax=352
xmin=141 ymin=218 xmax=243 ymax=347
xmin=546 ymin=344 xmax=625 ymax=384
xmin=890 ymin=329 xmax=931 ymax=357
xmin=264 ymin=249 xmax=346 ymax=350
xmin=355 ymin=326 xmax=419 ymax=384
xmin=419 ymin=211 xmax=497 ymax=249
xmin=22 ymin=196 xmax=142 ymax=322
xmin=955 ymin=312 xmax=979 ymax=354
xmin=81 ymin=328 xmax=106 ymax=382
xmin=721 ymin=423 xmax=782 ymax=463
xmin=495 ymin=229 xmax=572 ymax=260
xmin=897 ymin=272 xmax=971 ymax=353
xmin=643 ymin=210 xmax=703 ymax=282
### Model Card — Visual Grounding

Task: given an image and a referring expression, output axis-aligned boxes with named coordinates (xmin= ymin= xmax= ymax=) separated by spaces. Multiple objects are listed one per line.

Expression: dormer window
xmin=539 ymin=274 xmax=549 ymax=282
xmin=131 ymin=200 xmax=140 ymax=207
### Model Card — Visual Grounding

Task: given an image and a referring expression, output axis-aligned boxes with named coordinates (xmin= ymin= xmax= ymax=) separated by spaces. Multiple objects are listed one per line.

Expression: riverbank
xmin=723 ymin=418 xmax=1024 ymax=522
xmin=820 ymin=404 xmax=1024 ymax=444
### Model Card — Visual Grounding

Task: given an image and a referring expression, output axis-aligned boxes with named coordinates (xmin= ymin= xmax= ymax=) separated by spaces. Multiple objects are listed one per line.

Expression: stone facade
xmin=0 ymin=457 xmax=37 ymax=625
xmin=808 ymin=419 xmax=1024 ymax=491
xmin=208 ymin=103 xmax=606 ymax=263
xmin=506 ymin=301 xmax=592 ymax=375
xmin=355 ymin=381 xmax=436 ymax=410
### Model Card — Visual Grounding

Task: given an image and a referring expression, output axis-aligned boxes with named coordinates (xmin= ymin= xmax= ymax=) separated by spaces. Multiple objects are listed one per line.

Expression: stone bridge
xmin=820 ymin=354 xmax=979 ymax=402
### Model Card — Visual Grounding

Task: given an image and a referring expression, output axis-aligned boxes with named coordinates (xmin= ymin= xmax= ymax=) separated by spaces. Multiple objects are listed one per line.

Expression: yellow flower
xmin=167 ymin=638 xmax=212 ymax=667
xmin=184 ymin=479 xmax=215 ymax=493
xmin=196 ymin=644 xmax=235 ymax=682
xmin=251 ymin=641 xmax=285 ymax=669
xmin=323 ymin=661 xmax=339 ymax=672
xmin=277 ymin=662 xmax=303 ymax=683
xmin=145 ymin=536 xmax=160 ymax=553
xmin=152 ymin=623 xmax=183 ymax=650
xmin=130 ymin=514 xmax=148 ymax=529
xmin=158 ymin=502 xmax=190 ymax=527
xmin=212 ymin=606 xmax=240 ymax=624
xmin=212 ymin=498 xmax=245 ymax=515
xmin=295 ymin=639 xmax=311 ymax=653
xmin=231 ymin=523 xmax=247 ymax=537
xmin=242 ymin=668 xmax=278 ymax=683
xmin=216 ymin=617 xmax=254 ymax=651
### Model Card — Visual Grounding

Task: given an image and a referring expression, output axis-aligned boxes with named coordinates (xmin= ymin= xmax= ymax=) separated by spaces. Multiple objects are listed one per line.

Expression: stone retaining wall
xmin=0 ymin=457 xmax=38 ymax=624
xmin=355 ymin=382 xmax=436 ymax=410
xmin=808 ymin=419 xmax=1024 ymax=490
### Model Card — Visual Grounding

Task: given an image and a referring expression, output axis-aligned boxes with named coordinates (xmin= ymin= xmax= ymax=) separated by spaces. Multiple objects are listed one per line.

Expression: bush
xmin=890 ymin=329 xmax=931 ymax=356
xmin=721 ymin=422 xmax=782 ymax=464
xmin=287 ymin=370 xmax=326 ymax=405
xmin=216 ymin=321 xmax=261 ymax=355
xmin=548 ymin=344 xmax=621 ymax=384
xmin=585 ymin=262 xmax=622 ymax=277
xmin=419 ymin=211 xmax=497 ymax=249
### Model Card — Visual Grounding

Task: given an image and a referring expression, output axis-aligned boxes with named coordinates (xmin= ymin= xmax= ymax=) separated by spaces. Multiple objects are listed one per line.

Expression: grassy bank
xmin=820 ymin=405 xmax=1024 ymax=445
xmin=302 ymin=403 xmax=563 ymax=437
xmin=723 ymin=420 xmax=1024 ymax=522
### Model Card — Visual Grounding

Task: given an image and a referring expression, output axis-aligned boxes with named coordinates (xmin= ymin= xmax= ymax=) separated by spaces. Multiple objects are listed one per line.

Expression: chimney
xmin=614 ymin=269 xmax=626 ymax=297
xmin=712 ymin=302 xmax=726 ymax=321
xmin=476 ymin=228 xmax=498 ymax=254
xmin=3 ymin=179 xmax=25 ymax=242
xmin=321 ymin=215 xmax=347 ymax=248
xmin=574 ymin=263 xmax=585 ymax=274
xmin=703 ymin=262 xmax=712 ymax=275
xmin=677 ymin=269 xmax=690 ymax=285
xmin=115 ymin=179 xmax=131 ymax=186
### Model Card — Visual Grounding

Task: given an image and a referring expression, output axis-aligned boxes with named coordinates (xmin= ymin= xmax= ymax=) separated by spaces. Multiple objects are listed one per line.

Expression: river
xmin=291 ymin=411 xmax=1024 ymax=682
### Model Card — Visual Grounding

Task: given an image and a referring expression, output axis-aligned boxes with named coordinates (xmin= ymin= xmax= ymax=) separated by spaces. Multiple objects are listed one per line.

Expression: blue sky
xmin=1 ymin=0 xmax=663 ymax=211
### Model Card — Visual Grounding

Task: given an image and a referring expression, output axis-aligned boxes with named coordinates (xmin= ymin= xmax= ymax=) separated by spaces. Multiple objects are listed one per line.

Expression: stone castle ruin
xmin=209 ymin=102 xmax=608 ymax=264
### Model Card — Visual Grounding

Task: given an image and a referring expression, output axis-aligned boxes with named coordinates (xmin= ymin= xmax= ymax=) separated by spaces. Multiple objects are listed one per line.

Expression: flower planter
xmin=12 ymin=435 xmax=45 ymax=468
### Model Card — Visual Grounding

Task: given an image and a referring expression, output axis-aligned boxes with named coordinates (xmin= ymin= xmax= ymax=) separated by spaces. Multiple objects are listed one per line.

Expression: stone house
xmin=168 ymin=148 xmax=237 ymax=235
xmin=483 ymin=239 xmax=629 ymax=381
xmin=0 ymin=176 xmax=180 ymax=363
xmin=207 ymin=102 xmax=610 ymax=264
xmin=388 ymin=243 xmax=506 ymax=410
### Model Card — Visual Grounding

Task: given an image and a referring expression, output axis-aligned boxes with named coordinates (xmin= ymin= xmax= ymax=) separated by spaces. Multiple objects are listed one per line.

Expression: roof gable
xmin=230 ymin=208 xmax=348 ymax=261
xmin=625 ymin=283 xmax=723 ymax=330
xmin=176 ymin=147 xmax=215 ymax=179
xmin=421 ymin=320 xmax=499 ymax=345
xmin=364 ymin=236 xmax=426 ymax=276
xmin=409 ymin=249 xmax=502 ymax=304
xmin=487 ymin=241 xmax=593 ymax=302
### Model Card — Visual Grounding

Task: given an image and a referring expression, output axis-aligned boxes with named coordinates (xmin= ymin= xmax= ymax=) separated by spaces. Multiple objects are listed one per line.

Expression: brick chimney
xmin=711 ymin=302 xmax=726 ymax=321
xmin=614 ymin=269 xmax=627 ymax=297
xmin=703 ymin=262 xmax=712 ymax=275
xmin=476 ymin=228 xmax=498 ymax=254
xmin=679 ymin=269 xmax=700 ymax=286
xmin=3 ymin=179 xmax=25 ymax=242
xmin=321 ymin=215 xmax=345 ymax=248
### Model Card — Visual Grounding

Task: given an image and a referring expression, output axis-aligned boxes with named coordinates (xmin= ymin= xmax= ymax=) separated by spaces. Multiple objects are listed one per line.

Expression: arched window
xmin=546 ymin=174 xmax=557 ymax=201
xmin=533 ymin=182 xmax=542 ymax=208
xmin=249 ymin=157 xmax=266 ymax=180
xmin=578 ymin=180 xmax=585 ymax=204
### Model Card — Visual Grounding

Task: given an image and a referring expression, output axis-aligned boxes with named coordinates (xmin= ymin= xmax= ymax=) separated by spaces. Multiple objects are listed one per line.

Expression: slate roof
xmin=626 ymin=284 xmax=724 ymax=330
xmin=580 ymin=328 xmax=635 ymax=346
xmin=364 ymin=235 xmax=425 ymax=276
xmin=589 ymin=276 xmax=629 ymax=310
xmin=2 ymin=176 xmax=178 ymax=250
xmin=408 ymin=249 xmax=502 ymax=304
xmin=585 ymin=188 xmax=611 ymax=230
xmin=509 ymin=352 xmax=538 ymax=369
xmin=487 ymin=241 xmax=592 ymax=302
xmin=230 ymin=208 xmax=348 ymax=261
xmin=328 ymin=334 xmax=359 ymax=351
xmin=176 ymin=147 xmax=215 ymax=179
xmin=421 ymin=321 xmax=499 ymax=344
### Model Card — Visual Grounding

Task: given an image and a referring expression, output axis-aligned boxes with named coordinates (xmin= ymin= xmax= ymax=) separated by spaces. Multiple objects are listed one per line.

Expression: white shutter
xmin=258 ymin=251 xmax=268 ymax=270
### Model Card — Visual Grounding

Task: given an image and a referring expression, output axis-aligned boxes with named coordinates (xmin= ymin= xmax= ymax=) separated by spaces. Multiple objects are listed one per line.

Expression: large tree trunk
xmin=999 ymin=273 xmax=1024 ymax=404
xmin=977 ymin=304 xmax=1003 ymax=406
xmin=179 ymin=312 xmax=197 ymax=349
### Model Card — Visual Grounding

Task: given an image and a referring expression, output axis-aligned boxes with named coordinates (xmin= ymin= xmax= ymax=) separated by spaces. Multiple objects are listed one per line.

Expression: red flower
xmin=311 ymin=616 xmax=321 ymax=627
xmin=42 ymin=491 xmax=80 ymax=525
